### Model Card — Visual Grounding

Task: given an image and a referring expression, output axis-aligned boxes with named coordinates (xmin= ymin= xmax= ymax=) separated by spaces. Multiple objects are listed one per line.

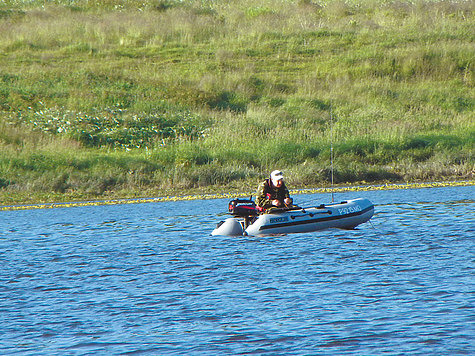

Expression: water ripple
xmin=0 ymin=186 xmax=473 ymax=354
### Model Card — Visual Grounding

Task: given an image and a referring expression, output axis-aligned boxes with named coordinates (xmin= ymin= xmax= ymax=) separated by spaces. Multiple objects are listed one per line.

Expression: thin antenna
xmin=330 ymin=108 xmax=334 ymax=203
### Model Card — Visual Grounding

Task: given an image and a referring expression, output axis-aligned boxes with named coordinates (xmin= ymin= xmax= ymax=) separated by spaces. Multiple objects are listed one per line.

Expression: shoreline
xmin=1 ymin=180 xmax=473 ymax=211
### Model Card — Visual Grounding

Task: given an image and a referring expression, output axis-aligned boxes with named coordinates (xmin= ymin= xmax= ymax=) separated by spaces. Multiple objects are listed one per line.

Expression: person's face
xmin=275 ymin=179 xmax=283 ymax=187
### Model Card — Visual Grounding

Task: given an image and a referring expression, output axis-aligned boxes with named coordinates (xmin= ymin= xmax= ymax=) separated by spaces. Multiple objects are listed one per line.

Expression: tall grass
xmin=0 ymin=0 xmax=473 ymax=202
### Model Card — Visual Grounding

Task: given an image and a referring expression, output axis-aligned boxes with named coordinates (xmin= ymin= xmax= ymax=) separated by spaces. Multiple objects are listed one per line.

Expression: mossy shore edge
xmin=1 ymin=180 xmax=472 ymax=211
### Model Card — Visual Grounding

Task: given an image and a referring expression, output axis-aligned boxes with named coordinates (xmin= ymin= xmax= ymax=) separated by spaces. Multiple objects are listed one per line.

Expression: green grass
xmin=0 ymin=0 xmax=474 ymax=204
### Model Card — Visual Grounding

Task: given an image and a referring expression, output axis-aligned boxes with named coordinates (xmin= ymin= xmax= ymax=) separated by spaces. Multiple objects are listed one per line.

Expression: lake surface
xmin=1 ymin=185 xmax=473 ymax=355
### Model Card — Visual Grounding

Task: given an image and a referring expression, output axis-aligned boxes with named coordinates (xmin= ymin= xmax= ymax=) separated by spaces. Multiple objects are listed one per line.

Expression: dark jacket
xmin=256 ymin=178 xmax=291 ymax=210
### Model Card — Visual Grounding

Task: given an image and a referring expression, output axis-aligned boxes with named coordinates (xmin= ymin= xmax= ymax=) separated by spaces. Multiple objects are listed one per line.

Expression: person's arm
xmin=282 ymin=184 xmax=293 ymax=205
xmin=256 ymin=181 xmax=273 ymax=209
xmin=284 ymin=186 xmax=290 ymax=199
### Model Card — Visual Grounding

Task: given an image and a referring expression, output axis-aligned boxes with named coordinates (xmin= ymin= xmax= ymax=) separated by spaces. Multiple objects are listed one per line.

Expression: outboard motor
xmin=228 ymin=198 xmax=259 ymax=217
xmin=211 ymin=198 xmax=258 ymax=236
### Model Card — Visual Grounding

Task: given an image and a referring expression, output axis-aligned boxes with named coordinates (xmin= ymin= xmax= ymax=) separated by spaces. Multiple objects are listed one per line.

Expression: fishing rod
xmin=330 ymin=108 xmax=335 ymax=203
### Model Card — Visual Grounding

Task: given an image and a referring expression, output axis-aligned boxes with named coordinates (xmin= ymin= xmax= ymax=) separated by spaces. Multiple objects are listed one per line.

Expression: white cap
xmin=270 ymin=170 xmax=284 ymax=182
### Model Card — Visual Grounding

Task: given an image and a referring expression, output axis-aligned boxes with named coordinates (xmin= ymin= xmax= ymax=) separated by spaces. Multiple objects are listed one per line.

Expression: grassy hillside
xmin=0 ymin=0 xmax=473 ymax=204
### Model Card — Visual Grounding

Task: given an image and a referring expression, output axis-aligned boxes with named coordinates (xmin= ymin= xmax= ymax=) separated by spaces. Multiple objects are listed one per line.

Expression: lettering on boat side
xmin=338 ymin=205 xmax=362 ymax=215
xmin=270 ymin=217 xmax=289 ymax=223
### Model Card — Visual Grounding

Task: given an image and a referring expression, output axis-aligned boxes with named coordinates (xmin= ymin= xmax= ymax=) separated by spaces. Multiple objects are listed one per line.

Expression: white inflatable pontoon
xmin=212 ymin=198 xmax=374 ymax=236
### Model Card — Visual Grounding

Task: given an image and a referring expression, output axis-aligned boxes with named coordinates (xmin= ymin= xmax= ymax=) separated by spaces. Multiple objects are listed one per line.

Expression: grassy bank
xmin=0 ymin=0 xmax=473 ymax=204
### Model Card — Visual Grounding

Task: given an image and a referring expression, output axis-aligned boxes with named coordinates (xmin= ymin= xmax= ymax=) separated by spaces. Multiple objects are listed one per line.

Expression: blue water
xmin=1 ymin=186 xmax=473 ymax=355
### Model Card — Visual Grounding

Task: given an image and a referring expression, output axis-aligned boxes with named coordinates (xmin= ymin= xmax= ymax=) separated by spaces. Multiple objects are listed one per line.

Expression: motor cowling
xmin=228 ymin=198 xmax=259 ymax=217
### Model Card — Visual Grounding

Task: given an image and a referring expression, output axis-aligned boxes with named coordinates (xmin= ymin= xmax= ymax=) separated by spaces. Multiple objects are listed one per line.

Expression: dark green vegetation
xmin=0 ymin=0 xmax=473 ymax=204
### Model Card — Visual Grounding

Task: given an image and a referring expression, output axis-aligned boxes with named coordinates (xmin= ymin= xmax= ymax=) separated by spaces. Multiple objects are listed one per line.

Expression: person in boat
xmin=256 ymin=170 xmax=294 ymax=212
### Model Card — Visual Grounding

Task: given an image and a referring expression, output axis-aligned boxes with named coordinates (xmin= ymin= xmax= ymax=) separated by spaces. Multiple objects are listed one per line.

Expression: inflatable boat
xmin=211 ymin=198 xmax=374 ymax=236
